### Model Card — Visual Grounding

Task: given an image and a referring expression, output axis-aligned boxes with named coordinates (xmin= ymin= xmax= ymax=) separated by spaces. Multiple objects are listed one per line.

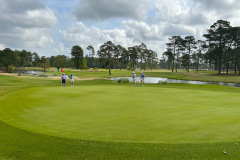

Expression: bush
xmin=92 ymin=67 xmax=99 ymax=71
xmin=117 ymin=78 xmax=129 ymax=83
xmin=126 ymin=63 xmax=131 ymax=70
xmin=158 ymin=80 xmax=168 ymax=84
xmin=8 ymin=65 xmax=15 ymax=73
xmin=126 ymin=66 xmax=131 ymax=70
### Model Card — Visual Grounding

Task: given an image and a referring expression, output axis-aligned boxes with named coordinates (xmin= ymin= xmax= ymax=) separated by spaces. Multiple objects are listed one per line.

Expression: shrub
xmin=92 ymin=67 xmax=99 ymax=71
xmin=8 ymin=65 xmax=15 ymax=73
xmin=126 ymin=63 xmax=131 ymax=70
xmin=126 ymin=66 xmax=131 ymax=70
xmin=158 ymin=80 xmax=168 ymax=84
xmin=117 ymin=78 xmax=129 ymax=83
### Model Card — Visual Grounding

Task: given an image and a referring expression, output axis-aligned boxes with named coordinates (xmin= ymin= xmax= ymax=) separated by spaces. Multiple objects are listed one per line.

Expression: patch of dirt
xmin=211 ymin=73 xmax=240 ymax=76
xmin=0 ymin=73 xmax=29 ymax=78
xmin=83 ymin=71 xmax=103 ymax=73
xmin=0 ymin=73 xmax=106 ymax=81
xmin=70 ymin=70 xmax=103 ymax=73
xmin=79 ymin=77 xmax=107 ymax=81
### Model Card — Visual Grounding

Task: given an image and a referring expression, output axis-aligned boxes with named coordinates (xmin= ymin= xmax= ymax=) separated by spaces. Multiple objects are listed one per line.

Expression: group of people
xmin=61 ymin=71 xmax=145 ymax=87
xmin=61 ymin=73 xmax=74 ymax=87
xmin=132 ymin=71 xmax=145 ymax=86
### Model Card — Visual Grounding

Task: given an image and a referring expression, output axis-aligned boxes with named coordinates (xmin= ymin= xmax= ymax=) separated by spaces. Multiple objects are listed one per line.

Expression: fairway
xmin=1 ymin=85 xmax=240 ymax=143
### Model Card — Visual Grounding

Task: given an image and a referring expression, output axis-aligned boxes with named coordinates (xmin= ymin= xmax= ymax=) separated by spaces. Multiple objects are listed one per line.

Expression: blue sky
xmin=1 ymin=0 xmax=240 ymax=58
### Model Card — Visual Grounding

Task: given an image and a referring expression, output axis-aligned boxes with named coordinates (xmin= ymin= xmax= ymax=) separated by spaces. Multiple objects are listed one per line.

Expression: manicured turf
xmin=1 ymin=84 xmax=240 ymax=144
xmin=1 ymin=72 xmax=240 ymax=159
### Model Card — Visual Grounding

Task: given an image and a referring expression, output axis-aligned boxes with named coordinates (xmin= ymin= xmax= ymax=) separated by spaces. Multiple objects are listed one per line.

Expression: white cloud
xmin=0 ymin=0 xmax=44 ymax=13
xmin=73 ymin=0 xmax=148 ymax=21
xmin=150 ymin=0 xmax=240 ymax=41
xmin=57 ymin=20 xmax=166 ymax=58
xmin=0 ymin=43 xmax=5 ymax=50
xmin=25 ymin=9 xmax=57 ymax=27
xmin=162 ymin=24 xmax=197 ymax=37
xmin=0 ymin=8 xmax=57 ymax=29
xmin=195 ymin=0 xmax=240 ymax=12
xmin=2 ymin=0 xmax=240 ymax=58
xmin=154 ymin=0 xmax=240 ymax=27
xmin=0 ymin=0 xmax=57 ymax=56
xmin=122 ymin=20 xmax=164 ymax=42
xmin=58 ymin=22 xmax=134 ymax=56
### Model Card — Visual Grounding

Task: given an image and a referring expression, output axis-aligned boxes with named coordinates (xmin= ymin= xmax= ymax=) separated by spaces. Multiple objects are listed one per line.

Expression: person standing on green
xmin=68 ymin=74 xmax=74 ymax=87
xmin=61 ymin=73 xmax=66 ymax=87
xmin=140 ymin=71 xmax=145 ymax=86
xmin=132 ymin=72 xmax=136 ymax=86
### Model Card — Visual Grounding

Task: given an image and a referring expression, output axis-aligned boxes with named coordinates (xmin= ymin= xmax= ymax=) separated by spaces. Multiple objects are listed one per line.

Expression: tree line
xmin=0 ymin=42 xmax=158 ymax=75
xmin=0 ymin=48 xmax=73 ymax=72
xmin=1 ymin=19 xmax=240 ymax=75
xmin=161 ymin=19 xmax=240 ymax=74
xmin=71 ymin=41 xmax=158 ymax=75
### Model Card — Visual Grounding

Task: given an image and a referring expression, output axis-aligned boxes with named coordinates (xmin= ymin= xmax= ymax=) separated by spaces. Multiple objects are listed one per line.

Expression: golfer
xmin=140 ymin=71 xmax=145 ymax=86
xmin=61 ymin=73 xmax=66 ymax=87
xmin=68 ymin=74 xmax=74 ymax=87
xmin=132 ymin=72 xmax=136 ymax=86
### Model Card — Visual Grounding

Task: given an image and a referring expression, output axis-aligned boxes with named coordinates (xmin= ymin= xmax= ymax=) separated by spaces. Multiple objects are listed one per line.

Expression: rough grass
xmin=6 ymin=68 xmax=240 ymax=83
xmin=47 ymin=68 xmax=240 ymax=83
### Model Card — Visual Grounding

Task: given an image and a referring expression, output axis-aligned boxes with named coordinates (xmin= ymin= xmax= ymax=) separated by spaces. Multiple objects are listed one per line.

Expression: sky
xmin=1 ymin=0 xmax=240 ymax=58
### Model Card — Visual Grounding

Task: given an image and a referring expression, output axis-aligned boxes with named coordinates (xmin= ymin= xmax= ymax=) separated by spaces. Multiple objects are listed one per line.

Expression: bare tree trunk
xmin=109 ymin=65 xmax=111 ymax=75
xmin=172 ymin=61 xmax=174 ymax=72
xmin=196 ymin=59 xmax=199 ymax=73
xmin=234 ymin=60 xmax=237 ymax=74
xmin=226 ymin=62 xmax=229 ymax=75
xmin=218 ymin=59 xmax=222 ymax=74
xmin=238 ymin=64 xmax=240 ymax=75
xmin=218 ymin=67 xmax=221 ymax=74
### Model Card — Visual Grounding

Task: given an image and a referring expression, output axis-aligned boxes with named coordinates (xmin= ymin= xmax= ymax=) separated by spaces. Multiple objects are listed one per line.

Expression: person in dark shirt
xmin=140 ymin=71 xmax=145 ymax=86
xmin=61 ymin=73 xmax=66 ymax=87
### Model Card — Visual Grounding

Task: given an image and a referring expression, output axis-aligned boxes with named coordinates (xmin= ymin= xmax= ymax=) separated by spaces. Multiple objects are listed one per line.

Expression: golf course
xmin=1 ymin=69 xmax=240 ymax=159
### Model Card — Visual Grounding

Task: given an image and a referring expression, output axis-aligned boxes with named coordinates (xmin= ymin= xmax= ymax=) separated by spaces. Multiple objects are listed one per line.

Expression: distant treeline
xmin=0 ymin=48 xmax=71 ymax=72
xmin=0 ymin=42 xmax=159 ymax=75
xmin=1 ymin=19 xmax=240 ymax=74
xmin=162 ymin=19 xmax=240 ymax=74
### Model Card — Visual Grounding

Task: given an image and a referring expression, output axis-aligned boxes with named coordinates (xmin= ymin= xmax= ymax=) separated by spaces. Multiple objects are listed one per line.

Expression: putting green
xmin=0 ymin=85 xmax=240 ymax=143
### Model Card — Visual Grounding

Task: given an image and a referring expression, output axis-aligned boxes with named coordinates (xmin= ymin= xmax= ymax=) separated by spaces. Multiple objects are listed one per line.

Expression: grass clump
xmin=158 ymin=80 xmax=168 ymax=84
xmin=92 ymin=67 xmax=99 ymax=71
xmin=117 ymin=78 xmax=129 ymax=83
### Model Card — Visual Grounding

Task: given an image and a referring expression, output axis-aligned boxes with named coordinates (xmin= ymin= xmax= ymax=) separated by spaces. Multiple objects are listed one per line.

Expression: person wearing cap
xmin=68 ymin=74 xmax=74 ymax=87
xmin=140 ymin=71 xmax=145 ymax=86
xmin=132 ymin=72 xmax=136 ymax=86
xmin=61 ymin=73 xmax=66 ymax=87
